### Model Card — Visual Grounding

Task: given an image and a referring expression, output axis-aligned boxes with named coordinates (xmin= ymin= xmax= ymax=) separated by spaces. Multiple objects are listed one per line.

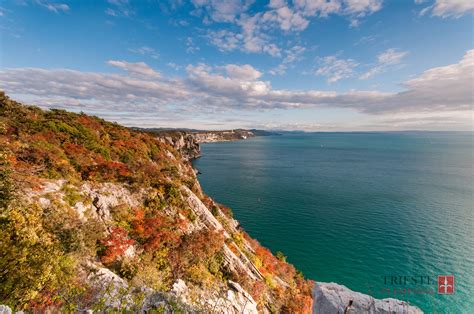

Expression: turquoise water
xmin=193 ymin=132 xmax=474 ymax=313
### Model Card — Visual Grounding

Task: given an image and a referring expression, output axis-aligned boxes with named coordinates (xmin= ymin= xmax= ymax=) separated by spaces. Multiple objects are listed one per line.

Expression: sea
xmin=192 ymin=132 xmax=474 ymax=313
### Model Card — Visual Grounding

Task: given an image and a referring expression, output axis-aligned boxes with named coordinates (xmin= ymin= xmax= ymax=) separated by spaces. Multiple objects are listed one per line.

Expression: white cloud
xmin=167 ymin=62 xmax=182 ymax=71
xmin=207 ymin=15 xmax=282 ymax=57
xmin=202 ymin=0 xmax=383 ymax=57
xmin=35 ymin=1 xmax=69 ymax=13
xmin=419 ymin=0 xmax=474 ymax=18
xmin=315 ymin=55 xmax=359 ymax=83
xmin=294 ymin=0 xmax=382 ymax=24
xmin=185 ymin=37 xmax=200 ymax=54
xmin=223 ymin=64 xmax=262 ymax=80
xmin=377 ymin=48 xmax=408 ymax=65
xmin=207 ymin=29 xmax=242 ymax=51
xmin=342 ymin=0 xmax=383 ymax=16
xmin=268 ymin=64 xmax=288 ymax=75
xmin=269 ymin=45 xmax=306 ymax=75
xmin=1 ymin=50 xmax=472 ymax=129
xmin=360 ymin=48 xmax=409 ymax=79
xmin=106 ymin=0 xmax=133 ymax=17
xmin=129 ymin=46 xmax=160 ymax=60
xmin=397 ymin=49 xmax=473 ymax=111
xmin=107 ymin=60 xmax=161 ymax=77
xmin=191 ymin=0 xmax=253 ymax=23
xmin=262 ymin=5 xmax=309 ymax=32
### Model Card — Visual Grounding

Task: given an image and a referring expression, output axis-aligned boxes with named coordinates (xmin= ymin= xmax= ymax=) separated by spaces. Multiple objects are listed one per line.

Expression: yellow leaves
xmin=264 ymin=273 xmax=277 ymax=290
xmin=129 ymin=250 xmax=172 ymax=291
xmin=0 ymin=203 xmax=76 ymax=309
xmin=186 ymin=263 xmax=215 ymax=288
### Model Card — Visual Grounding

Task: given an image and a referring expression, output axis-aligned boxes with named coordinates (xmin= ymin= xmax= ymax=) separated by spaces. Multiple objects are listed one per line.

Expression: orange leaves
xmin=28 ymin=289 xmax=62 ymax=312
xmin=130 ymin=208 xmax=179 ymax=252
xmin=169 ymin=229 xmax=225 ymax=278
xmin=83 ymin=158 xmax=131 ymax=182
xmin=76 ymin=114 xmax=103 ymax=131
xmin=2 ymin=95 xmax=185 ymax=187
xmin=63 ymin=142 xmax=88 ymax=156
xmin=99 ymin=227 xmax=135 ymax=265
xmin=250 ymin=281 xmax=266 ymax=304
xmin=284 ymin=293 xmax=314 ymax=314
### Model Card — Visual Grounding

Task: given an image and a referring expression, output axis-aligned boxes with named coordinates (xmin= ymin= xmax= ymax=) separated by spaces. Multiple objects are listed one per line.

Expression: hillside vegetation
xmin=0 ymin=92 xmax=313 ymax=313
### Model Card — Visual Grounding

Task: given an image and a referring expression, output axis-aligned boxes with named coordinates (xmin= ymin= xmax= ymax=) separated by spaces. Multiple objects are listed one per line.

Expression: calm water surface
xmin=193 ymin=132 xmax=473 ymax=313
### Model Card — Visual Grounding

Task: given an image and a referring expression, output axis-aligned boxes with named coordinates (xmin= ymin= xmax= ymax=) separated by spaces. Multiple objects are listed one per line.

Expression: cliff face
xmin=158 ymin=132 xmax=201 ymax=161
xmin=192 ymin=129 xmax=256 ymax=143
xmin=0 ymin=93 xmax=422 ymax=313
xmin=153 ymin=129 xmax=261 ymax=162
xmin=0 ymin=93 xmax=312 ymax=313
xmin=313 ymin=283 xmax=422 ymax=314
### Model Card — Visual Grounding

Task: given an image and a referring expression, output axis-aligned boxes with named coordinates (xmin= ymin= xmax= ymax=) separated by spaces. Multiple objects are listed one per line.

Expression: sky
xmin=0 ymin=0 xmax=473 ymax=131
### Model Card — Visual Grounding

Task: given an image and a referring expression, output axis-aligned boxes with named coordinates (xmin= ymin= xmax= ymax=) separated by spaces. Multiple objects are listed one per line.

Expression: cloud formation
xmin=269 ymin=45 xmax=306 ymax=75
xmin=202 ymin=0 xmax=383 ymax=56
xmin=1 ymin=50 xmax=472 ymax=128
xmin=419 ymin=0 xmax=474 ymax=18
xmin=35 ymin=0 xmax=69 ymax=13
xmin=360 ymin=48 xmax=409 ymax=79
xmin=315 ymin=55 xmax=359 ymax=83
xmin=128 ymin=46 xmax=160 ymax=60
xmin=107 ymin=60 xmax=161 ymax=77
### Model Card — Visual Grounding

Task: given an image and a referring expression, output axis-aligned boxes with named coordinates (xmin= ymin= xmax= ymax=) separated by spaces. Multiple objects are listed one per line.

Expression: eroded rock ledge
xmin=313 ymin=282 xmax=423 ymax=314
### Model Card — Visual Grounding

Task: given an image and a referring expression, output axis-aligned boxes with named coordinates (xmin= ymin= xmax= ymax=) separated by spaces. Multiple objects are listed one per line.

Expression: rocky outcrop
xmin=159 ymin=133 xmax=201 ymax=161
xmin=168 ymin=279 xmax=258 ymax=314
xmin=24 ymin=177 xmax=423 ymax=313
xmin=181 ymin=186 xmax=263 ymax=281
xmin=192 ymin=129 xmax=256 ymax=143
xmin=83 ymin=267 xmax=258 ymax=313
xmin=312 ymin=282 xmax=422 ymax=314
xmin=156 ymin=130 xmax=260 ymax=161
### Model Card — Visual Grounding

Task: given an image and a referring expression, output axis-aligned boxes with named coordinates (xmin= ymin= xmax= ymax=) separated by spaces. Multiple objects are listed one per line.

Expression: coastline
xmin=1 ymin=95 xmax=422 ymax=312
xmin=182 ymin=133 xmax=423 ymax=313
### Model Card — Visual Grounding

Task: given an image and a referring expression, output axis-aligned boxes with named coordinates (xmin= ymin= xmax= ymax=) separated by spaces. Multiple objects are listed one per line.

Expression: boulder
xmin=313 ymin=282 xmax=423 ymax=314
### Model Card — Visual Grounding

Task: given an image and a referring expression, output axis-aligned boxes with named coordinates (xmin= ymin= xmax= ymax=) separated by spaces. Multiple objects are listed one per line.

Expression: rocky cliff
xmin=0 ymin=93 xmax=312 ymax=313
xmin=140 ymin=128 xmax=276 ymax=144
xmin=0 ymin=93 xmax=421 ymax=313
xmin=158 ymin=132 xmax=202 ymax=161
xmin=191 ymin=129 xmax=257 ymax=143
xmin=313 ymin=283 xmax=422 ymax=314
xmin=149 ymin=129 xmax=262 ymax=162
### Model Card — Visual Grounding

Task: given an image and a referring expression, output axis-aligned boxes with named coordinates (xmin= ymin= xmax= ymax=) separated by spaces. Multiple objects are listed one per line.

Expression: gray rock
xmin=313 ymin=282 xmax=423 ymax=314
xmin=166 ymin=279 xmax=258 ymax=314
xmin=0 ymin=305 xmax=12 ymax=314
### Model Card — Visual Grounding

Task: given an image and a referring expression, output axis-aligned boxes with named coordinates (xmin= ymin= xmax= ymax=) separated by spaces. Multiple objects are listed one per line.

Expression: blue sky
xmin=0 ymin=0 xmax=473 ymax=131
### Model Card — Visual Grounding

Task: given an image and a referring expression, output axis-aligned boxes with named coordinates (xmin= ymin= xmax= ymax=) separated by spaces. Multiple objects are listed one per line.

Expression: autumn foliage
xmin=99 ymin=227 xmax=135 ymax=266
xmin=0 ymin=93 xmax=313 ymax=312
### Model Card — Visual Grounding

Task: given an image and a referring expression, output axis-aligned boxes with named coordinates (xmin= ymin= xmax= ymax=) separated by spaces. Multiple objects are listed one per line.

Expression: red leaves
xmin=131 ymin=209 xmax=179 ymax=252
xmin=76 ymin=115 xmax=103 ymax=131
xmin=284 ymin=294 xmax=313 ymax=314
xmin=168 ymin=229 xmax=225 ymax=277
xmin=63 ymin=142 xmax=87 ymax=156
xmin=28 ymin=289 xmax=62 ymax=311
xmin=250 ymin=281 xmax=266 ymax=303
xmin=83 ymin=157 xmax=131 ymax=182
xmin=100 ymin=227 xmax=135 ymax=265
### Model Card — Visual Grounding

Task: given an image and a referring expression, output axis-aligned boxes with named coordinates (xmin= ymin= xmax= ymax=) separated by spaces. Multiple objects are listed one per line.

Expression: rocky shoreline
xmin=165 ymin=133 xmax=424 ymax=314
xmin=1 ymin=94 xmax=422 ymax=313
xmin=155 ymin=129 xmax=264 ymax=161
xmin=313 ymin=282 xmax=422 ymax=313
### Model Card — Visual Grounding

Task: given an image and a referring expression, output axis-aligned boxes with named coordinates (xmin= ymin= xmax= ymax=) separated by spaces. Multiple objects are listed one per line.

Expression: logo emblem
xmin=438 ymin=275 xmax=454 ymax=294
